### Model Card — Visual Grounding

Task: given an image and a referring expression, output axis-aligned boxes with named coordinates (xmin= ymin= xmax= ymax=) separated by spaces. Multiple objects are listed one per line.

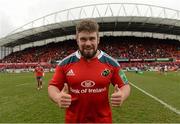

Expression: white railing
xmin=7 ymin=3 xmax=180 ymax=36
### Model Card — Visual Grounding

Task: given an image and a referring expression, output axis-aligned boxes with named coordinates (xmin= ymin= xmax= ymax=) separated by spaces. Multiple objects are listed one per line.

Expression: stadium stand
xmin=1 ymin=36 xmax=180 ymax=70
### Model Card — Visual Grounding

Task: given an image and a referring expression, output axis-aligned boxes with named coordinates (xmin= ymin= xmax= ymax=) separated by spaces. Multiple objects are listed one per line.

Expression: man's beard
xmin=79 ymin=48 xmax=97 ymax=59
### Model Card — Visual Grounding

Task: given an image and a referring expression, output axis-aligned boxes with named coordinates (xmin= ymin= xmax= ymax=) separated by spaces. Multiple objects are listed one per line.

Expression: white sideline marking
xmin=129 ymin=82 xmax=180 ymax=115
xmin=16 ymin=83 xmax=29 ymax=86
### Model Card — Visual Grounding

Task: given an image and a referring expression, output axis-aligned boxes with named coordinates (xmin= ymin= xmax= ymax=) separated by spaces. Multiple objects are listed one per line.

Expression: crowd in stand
xmin=100 ymin=36 xmax=180 ymax=59
xmin=1 ymin=36 xmax=180 ymax=69
xmin=1 ymin=40 xmax=77 ymax=63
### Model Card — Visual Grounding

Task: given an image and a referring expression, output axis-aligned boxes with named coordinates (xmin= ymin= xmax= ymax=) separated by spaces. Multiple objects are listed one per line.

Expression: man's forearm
xmin=48 ymin=85 xmax=61 ymax=103
xmin=120 ymin=84 xmax=131 ymax=101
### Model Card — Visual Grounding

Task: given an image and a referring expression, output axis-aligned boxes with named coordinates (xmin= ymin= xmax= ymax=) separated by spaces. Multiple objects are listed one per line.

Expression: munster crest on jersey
xmin=102 ymin=69 xmax=110 ymax=77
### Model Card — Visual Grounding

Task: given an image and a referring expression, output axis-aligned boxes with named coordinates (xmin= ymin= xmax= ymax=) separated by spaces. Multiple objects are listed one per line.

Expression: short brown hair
xmin=76 ymin=19 xmax=99 ymax=34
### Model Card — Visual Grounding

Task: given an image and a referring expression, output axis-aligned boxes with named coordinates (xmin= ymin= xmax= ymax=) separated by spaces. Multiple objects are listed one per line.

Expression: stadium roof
xmin=1 ymin=3 xmax=180 ymax=48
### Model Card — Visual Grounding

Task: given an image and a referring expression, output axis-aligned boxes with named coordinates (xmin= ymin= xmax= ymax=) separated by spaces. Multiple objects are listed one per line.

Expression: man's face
xmin=76 ymin=31 xmax=99 ymax=59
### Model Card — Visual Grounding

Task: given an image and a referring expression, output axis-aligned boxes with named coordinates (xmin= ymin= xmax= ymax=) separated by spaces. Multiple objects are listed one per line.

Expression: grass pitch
xmin=0 ymin=71 xmax=180 ymax=123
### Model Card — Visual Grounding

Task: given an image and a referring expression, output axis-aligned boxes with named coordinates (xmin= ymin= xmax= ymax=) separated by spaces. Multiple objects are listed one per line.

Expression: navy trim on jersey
xmin=58 ymin=52 xmax=80 ymax=66
xmin=99 ymin=51 xmax=120 ymax=67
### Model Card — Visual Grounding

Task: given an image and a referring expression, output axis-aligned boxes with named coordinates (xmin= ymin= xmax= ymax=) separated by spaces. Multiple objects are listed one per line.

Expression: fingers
xmin=111 ymin=97 xmax=123 ymax=107
xmin=62 ymin=93 xmax=71 ymax=99
xmin=111 ymin=93 xmax=121 ymax=98
xmin=60 ymin=105 xmax=70 ymax=108
xmin=111 ymin=94 xmax=123 ymax=105
xmin=57 ymin=95 xmax=71 ymax=108
xmin=111 ymin=84 xmax=123 ymax=107
xmin=111 ymin=97 xmax=121 ymax=101
xmin=59 ymin=99 xmax=71 ymax=108
xmin=58 ymin=102 xmax=71 ymax=108
xmin=111 ymin=97 xmax=122 ymax=107
xmin=58 ymin=83 xmax=71 ymax=108
xmin=111 ymin=102 xmax=122 ymax=107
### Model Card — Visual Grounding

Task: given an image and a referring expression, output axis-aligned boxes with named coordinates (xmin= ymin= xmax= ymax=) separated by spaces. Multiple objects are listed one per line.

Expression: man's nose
xmin=85 ymin=39 xmax=91 ymax=45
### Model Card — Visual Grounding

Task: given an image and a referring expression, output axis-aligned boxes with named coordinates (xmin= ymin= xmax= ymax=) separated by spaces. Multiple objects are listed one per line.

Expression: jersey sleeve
xmin=49 ymin=65 xmax=66 ymax=90
xmin=111 ymin=66 xmax=129 ymax=88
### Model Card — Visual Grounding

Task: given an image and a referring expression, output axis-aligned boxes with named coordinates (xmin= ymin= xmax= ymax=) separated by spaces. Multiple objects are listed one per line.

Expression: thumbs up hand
xmin=61 ymin=83 xmax=69 ymax=93
xmin=111 ymin=84 xmax=124 ymax=107
xmin=56 ymin=83 xmax=71 ymax=108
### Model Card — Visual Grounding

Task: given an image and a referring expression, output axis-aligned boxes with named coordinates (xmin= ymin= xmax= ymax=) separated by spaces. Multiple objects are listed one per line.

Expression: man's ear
xmin=76 ymin=34 xmax=79 ymax=45
xmin=97 ymin=37 xmax=100 ymax=44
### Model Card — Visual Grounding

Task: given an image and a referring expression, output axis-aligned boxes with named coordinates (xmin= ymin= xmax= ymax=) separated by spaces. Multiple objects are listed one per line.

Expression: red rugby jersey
xmin=49 ymin=50 xmax=128 ymax=123
xmin=35 ymin=66 xmax=44 ymax=77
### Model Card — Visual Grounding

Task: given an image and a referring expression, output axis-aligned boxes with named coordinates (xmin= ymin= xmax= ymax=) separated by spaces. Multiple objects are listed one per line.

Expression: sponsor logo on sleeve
xmin=119 ymin=70 xmax=128 ymax=84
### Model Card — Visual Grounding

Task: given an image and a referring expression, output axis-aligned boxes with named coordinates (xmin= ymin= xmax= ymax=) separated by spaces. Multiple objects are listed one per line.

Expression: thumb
xmin=61 ymin=83 xmax=69 ymax=93
xmin=114 ymin=84 xmax=119 ymax=93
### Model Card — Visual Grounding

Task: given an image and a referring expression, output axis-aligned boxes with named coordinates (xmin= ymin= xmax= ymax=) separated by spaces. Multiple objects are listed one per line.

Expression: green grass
xmin=0 ymin=71 xmax=180 ymax=123
xmin=112 ymin=71 xmax=180 ymax=123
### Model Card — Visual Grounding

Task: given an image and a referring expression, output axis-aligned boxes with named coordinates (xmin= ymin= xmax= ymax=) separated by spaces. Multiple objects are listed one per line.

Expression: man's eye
xmin=80 ymin=38 xmax=86 ymax=41
xmin=89 ymin=37 xmax=95 ymax=41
